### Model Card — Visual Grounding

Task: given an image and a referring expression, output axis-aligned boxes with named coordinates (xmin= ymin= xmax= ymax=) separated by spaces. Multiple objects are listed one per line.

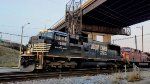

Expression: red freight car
xmin=121 ymin=47 xmax=150 ymax=63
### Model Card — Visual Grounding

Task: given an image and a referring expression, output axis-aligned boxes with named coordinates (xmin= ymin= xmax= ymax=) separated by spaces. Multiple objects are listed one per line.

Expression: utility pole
xmin=142 ymin=26 xmax=144 ymax=52
xmin=137 ymin=26 xmax=144 ymax=52
xmin=20 ymin=26 xmax=24 ymax=54
xmin=20 ymin=23 xmax=30 ymax=55
xmin=141 ymin=26 xmax=144 ymax=62
xmin=134 ymin=35 xmax=138 ymax=62
xmin=137 ymin=26 xmax=144 ymax=62
xmin=135 ymin=35 xmax=137 ymax=50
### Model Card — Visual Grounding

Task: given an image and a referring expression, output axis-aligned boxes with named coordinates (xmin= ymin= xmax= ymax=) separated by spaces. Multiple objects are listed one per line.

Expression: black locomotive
xmin=20 ymin=30 xmax=123 ymax=72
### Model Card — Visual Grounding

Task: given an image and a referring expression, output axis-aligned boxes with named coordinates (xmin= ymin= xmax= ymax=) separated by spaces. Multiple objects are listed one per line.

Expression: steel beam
xmin=83 ymin=0 xmax=107 ymax=15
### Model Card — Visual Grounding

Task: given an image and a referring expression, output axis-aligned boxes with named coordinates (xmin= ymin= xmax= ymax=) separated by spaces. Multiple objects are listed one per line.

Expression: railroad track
xmin=0 ymin=68 xmax=115 ymax=83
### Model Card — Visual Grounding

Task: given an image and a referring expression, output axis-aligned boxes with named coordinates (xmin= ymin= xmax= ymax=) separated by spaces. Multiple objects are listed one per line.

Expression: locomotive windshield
xmin=46 ymin=32 xmax=54 ymax=39
xmin=38 ymin=31 xmax=54 ymax=39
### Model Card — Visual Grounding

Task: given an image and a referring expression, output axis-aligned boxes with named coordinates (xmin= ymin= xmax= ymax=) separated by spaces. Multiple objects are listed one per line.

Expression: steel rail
xmin=0 ymin=68 xmax=114 ymax=83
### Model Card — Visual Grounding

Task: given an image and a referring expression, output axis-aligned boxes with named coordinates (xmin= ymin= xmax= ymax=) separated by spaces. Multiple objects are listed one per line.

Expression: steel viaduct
xmin=51 ymin=0 xmax=150 ymax=43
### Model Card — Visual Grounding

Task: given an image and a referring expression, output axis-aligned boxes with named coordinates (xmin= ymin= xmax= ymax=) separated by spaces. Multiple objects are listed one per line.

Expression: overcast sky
xmin=0 ymin=0 xmax=149 ymax=52
xmin=0 ymin=0 xmax=68 ymax=43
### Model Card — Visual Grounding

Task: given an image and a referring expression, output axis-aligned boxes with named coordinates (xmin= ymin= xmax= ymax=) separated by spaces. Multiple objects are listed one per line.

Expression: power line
xmin=0 ymin=32 xmax=29 ymax=37
xmin=113 ymin=33 xmax=150 ymax=42
xmin=0 ymin=25 xmax=19 ymax=28
xmin=0 ymin=25 xmax=44 ymax=30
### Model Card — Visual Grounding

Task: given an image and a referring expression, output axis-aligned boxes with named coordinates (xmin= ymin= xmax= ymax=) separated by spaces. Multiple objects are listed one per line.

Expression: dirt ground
xmin=129 ymin=69 xmax=150 ymax=84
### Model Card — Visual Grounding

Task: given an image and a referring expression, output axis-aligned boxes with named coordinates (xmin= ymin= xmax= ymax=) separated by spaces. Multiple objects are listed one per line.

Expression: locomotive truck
xmin=20 ymin=29 xmax=123 ymax=72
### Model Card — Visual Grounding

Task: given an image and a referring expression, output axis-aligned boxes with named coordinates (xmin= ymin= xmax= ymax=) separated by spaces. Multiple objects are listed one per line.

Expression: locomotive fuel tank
xmin=80 ymin=62 xmax=114 ymax=68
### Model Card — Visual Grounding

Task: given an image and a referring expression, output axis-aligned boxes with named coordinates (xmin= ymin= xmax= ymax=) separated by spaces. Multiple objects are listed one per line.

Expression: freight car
xmin=121 ymin=47 xmax=150 ymax=67
xmin=20 ymin=30 xmax=123 ymax=72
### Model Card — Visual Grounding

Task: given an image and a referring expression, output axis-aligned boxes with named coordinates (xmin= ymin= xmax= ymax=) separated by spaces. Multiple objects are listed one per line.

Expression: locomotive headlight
xmin=27 ymin=50 xmax=31 ymax=54
xmin=36 ymin=64 xmax=39 ymax=67
xmin=47 ymin=44 xmax=51 ymax=49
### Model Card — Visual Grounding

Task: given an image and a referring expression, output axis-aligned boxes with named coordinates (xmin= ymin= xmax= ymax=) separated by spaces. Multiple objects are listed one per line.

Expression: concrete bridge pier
xmin=103 ymin=34 xmax=111 ymax=43
xmin=87 ymin=32 xmax=111 ymax=43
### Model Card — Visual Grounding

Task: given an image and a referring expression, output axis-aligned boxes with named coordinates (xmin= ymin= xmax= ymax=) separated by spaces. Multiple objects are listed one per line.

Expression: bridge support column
xmin=103 ymin=34 xmax=111 ymax=43
xmin=88 ymin=32 xmax=98 ymax=42
xmin=87 ymin=33 xmax=111 ymax=43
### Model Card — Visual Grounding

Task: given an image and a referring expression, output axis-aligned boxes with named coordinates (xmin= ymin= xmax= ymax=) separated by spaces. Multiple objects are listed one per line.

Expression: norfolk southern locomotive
xmin=20 ymin=29 xmax=123 ymax=72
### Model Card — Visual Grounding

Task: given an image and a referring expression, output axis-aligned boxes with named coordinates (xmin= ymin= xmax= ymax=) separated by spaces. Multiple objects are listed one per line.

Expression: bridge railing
xmin=66 ymin=0 xmax=88 ymax=12
xmin=121 ymin=27 xmax=131 ymax=36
